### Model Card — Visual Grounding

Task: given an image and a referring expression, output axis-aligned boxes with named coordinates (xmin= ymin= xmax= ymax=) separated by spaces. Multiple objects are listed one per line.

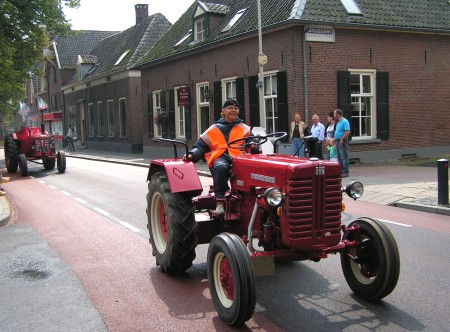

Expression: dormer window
xmin=194 ymin=17 xmax=206 ymax=42
xmin=340 ymin=0 xmax=362 ymax=15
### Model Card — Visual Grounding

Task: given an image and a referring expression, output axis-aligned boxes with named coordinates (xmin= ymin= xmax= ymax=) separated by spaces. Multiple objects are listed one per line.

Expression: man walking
xmin=66 ymin=124 xmax=75 ymax=151
xmin=333 ymin=109 xmax=351 ymax=177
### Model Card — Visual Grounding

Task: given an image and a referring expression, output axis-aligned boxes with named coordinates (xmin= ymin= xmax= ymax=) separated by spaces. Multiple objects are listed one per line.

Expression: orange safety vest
xmin=200 ymin=123 xmax=251 ymax=167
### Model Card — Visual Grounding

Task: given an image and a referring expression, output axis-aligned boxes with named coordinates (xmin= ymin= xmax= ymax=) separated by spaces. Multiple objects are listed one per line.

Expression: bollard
xmin=437 ymin=159 xmax=449 ymax=205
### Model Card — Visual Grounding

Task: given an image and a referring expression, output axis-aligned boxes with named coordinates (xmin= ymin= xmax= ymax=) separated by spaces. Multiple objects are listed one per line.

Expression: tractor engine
xmin=230 ymin=154 xmax=343 ymax=253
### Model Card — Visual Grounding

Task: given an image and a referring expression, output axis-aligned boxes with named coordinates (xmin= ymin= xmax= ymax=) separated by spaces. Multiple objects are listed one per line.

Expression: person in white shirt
xmin=310 ymin=114 xmax=325 ymax=159
xmin=66 ymin=124 xmax=75 ymax=151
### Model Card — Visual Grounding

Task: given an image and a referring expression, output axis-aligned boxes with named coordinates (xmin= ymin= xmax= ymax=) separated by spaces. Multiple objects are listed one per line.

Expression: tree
xmin=0 ymin=0 xmax=80 ymax=121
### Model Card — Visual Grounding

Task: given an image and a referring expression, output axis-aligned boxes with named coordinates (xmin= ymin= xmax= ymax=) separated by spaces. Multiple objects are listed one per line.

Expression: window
xmin=114 ymin=50 xmax=130 ymax=66
xmin=264 ymin=73 xmax=278 ymax=134
xmin=222 ymin=78 xmax=237 ymax=100
xmin=350 ymin=71 xmax=375 ymax=138
xmin=152 ymin=91 xmax=164 ymax=137
xmin=97 ymin=101 xmax=104 ymax=137
xmin=119 ymin=98 xmax=127 ymax=137
xmin=340 ymin=0 xmax=362 ymax=15
xmin=107 ymin=100 xmax=114 ymax=137
xmin=88 ymin=103 xmax=94 ymax=136
xmin=175 ymin=87 xmax=187 ymax=138
xmin=222 ymin=8 xmax=246 ymax=33
xmin=194 ymin=18 xmax=206 ymax=42
xmin=197 ymin=83 xmax=210 ymax=135
xmin=175 ymin=30 xmax=192 ymax=47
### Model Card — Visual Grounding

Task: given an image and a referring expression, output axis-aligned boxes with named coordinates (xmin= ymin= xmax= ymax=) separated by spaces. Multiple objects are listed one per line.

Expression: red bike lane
xmin=6 ymin=176 xmax=282 ymax=332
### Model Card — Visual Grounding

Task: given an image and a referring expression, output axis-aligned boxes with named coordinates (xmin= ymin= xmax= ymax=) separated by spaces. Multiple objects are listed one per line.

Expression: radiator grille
xmin=287 ymin=174 xmax=342 ymax=240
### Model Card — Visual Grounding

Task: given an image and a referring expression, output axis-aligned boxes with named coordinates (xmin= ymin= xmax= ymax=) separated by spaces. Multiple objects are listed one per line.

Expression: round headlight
xmin=263 ymin=188 xmax=283 ymax=206
xmin=345 ymin=181 xmax=364 ymax=200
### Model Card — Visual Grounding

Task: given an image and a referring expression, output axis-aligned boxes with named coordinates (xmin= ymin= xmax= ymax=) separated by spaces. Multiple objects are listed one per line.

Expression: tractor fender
xmin=147 ymin=159 xmax=203 ymax=195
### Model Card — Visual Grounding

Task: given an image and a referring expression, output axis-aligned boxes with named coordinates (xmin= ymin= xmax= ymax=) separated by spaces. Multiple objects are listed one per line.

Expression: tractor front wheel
xmin=18 ymin=154 xmax=28 ymax=176
xmin=147 ymin=171 xmax=197 ymax=274
xmin=43 ymin=157 xmax=56 ymax=170
xmin=207 ymin=233 xmax=256 ymax=326
xmin=57 ymin=151 xmax=66 ymax=173
xmin=340 ymin=217 xmax=400 ymax=301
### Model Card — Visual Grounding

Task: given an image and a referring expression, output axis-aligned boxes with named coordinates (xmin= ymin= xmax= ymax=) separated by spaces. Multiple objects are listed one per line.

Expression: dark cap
xmin=223 ymin=99 xmax=240 ymax=108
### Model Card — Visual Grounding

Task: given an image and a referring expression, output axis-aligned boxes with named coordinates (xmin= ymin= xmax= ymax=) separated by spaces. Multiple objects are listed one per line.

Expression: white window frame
xmin=119 ymin=98 xmax=127 ymax=138
xmin=174 ymin=87 xmax=186 ymax=139
xmin=194 ymin=18 xmax=206 ymax=42
xmin=196 ymin=82 xmax=210 ymax=137
xmin=349 ymin=69 xmax=376 ymax=139
xmin=263 ymin=71 xmax=279 ymax=134
xmin=153 ymin=90 xmax=163 ymax=137
xmin=221 ymin=77 xmax=237 ymax=101
xmin=107 ymin=99 xmax=114 ymax=137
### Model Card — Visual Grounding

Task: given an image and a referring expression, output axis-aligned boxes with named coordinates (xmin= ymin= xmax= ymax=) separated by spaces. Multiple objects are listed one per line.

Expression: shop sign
xmin=179 ymin=87 xmax=190 ymax=107
xmin=305 ymin=25 xmax=335 ymax=43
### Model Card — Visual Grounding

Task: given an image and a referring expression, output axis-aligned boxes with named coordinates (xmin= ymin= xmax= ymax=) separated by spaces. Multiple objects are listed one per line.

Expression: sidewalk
xmin=1 ymin=147 xmax=449 ymax=229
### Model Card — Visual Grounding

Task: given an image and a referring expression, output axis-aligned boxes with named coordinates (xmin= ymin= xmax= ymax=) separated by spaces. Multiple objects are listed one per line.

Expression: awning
xmin=42 ymin=112 xmax=62 ymax=121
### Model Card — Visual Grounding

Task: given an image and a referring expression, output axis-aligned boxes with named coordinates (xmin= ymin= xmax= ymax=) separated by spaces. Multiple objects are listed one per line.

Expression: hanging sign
xmin=178 ymin=87 xmax=190 ymax=107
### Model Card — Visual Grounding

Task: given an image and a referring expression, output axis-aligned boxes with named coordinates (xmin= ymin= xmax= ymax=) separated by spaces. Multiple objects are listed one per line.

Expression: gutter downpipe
xmin=303 ymin=25 xmax=309 ymax=125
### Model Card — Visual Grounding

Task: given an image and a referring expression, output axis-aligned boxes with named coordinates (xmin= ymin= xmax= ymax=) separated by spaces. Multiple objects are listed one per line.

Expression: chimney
xmin=135 ymin=4 xmax=149 ymax=25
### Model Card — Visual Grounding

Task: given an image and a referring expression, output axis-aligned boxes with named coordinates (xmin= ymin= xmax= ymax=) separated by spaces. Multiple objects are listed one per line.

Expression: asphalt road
xmin=2 ymin=158 xmax=450 ymax=331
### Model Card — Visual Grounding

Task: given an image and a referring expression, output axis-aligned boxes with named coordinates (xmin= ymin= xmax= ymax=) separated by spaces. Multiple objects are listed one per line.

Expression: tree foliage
xmin=0 ymin=0 xmax=80 ymax=121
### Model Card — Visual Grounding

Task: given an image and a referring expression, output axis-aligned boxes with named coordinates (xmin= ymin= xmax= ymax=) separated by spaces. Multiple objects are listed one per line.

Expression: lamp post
xmin=256 ymin=0 xmax=266 ymax=128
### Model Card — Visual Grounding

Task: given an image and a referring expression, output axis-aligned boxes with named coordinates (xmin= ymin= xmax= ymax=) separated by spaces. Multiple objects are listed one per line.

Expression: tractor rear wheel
xmin=43 ymin=157 xmax=56 ymax=170
xmin=340 ymin=217 xmax=400 ymax=301
xmin=57 ymin=151 xmax=66 ymax=173
xmin=207 ymin=233 xmax=256 ymax=326
xmin=18 ymin=154 xmax=28 ymax=176
xmin=4 ymin=136 xmax=19 ymax=173
xmin=147 ymin=171 xmax=197 ymax=274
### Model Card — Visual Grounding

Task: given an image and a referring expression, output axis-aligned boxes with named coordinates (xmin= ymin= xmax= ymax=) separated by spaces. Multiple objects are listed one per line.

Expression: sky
xmin=63 ymin=0 xmax=193 ymax=31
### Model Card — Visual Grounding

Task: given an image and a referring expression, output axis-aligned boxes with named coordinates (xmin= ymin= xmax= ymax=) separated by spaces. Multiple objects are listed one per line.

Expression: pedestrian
xmin=66 ymin=124 xmax=75 ymax=151
xmin=289 ymin=112 xmax=305 ymax=157
xmin=324 ymin=111 xmax=336 ymax=160
xmin=328 ymin=138 xmax=338 ymax=162
xmin=0 ymin=172 xmax=10 ymax=196
xmin=333 ymin=109 xmax=351 ymax=177
xmin=183 ymin=99 xmax=252 ymax=215
xmin=310 ymin=114 xmax=325 ymax=159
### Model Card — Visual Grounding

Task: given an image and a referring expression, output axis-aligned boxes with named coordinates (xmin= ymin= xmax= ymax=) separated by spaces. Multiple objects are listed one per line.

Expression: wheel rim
xmin=349 ymin=235 xmax=378 ymax=284
xmin=213 ymin=252 xmax=234 ymax=308
xmin=151 ymin=192 xmax=168 ymax=254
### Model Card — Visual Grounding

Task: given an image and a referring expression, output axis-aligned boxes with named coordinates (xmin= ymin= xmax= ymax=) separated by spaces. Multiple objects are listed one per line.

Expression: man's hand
xmin=183 ymin=154 xmax=193 ymax=161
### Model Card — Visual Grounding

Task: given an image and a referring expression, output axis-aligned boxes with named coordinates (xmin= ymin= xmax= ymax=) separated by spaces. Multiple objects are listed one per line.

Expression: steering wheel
xmin=228 ymin=135 xmax=268 ymax=151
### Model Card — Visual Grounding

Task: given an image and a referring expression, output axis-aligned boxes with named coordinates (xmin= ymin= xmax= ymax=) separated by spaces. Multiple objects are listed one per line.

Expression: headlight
xmin=263 ymin=188 xmax=283 ymax=206
xmin=345 ymin=181 xmax=364 ymax=200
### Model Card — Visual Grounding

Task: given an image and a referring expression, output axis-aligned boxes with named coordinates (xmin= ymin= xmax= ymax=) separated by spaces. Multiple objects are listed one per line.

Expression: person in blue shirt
xmin=333 ymin=109 xmax=351 ymax=177
xmin=310 ymin=114 xmax=325 ymax=159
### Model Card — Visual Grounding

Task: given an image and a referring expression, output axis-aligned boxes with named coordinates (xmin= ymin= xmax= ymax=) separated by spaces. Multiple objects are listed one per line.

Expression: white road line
xmin=38 ymin=180 xmax=45 ymax=184
xmin=379 ymin=219 xmax=412 ymax=227
xmin=119 ymin=221 xmax=141 ymax=233
xmin=75 ymin=197 xmax=88 ymax=204
xmin=94 ymin=207 xmax=110 ymax=216
xmin=48 ymin=185 xmax=57 ymax=189
xmin=129 ymin=158 xmax=145 ymax=162
xmin=61 ymin=191 xmax=71 ymax=196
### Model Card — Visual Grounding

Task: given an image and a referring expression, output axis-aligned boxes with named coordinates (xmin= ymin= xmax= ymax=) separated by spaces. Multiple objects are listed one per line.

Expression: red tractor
xmin=146 ymin=133 xmax=400 ymax=326
xmin=4 ymin=126 xmax=66 ymax=176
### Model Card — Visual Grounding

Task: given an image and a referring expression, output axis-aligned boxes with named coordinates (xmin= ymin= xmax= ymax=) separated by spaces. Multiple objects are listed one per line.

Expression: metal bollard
xmin=437 ymin=159 xmax=449 ymax=205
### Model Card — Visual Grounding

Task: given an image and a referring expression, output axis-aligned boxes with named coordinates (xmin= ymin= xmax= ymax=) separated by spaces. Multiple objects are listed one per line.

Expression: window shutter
xmin=337 ymin=71 xmax=352 ymax=139
xmin=148 ymin=94 xmax=154 ymax=138
xmin=376 ymin=72 xmax=389 ymax=140
xmin=248 ymin=75 xmax=260 ymax=127
xmin=168 ymin=89 xmax=175 ymax=139
xmin=236 ymin=77 xmax=245 ymax=123
xmin=214 ymin=81 xmax=222 ymax=121
xmin=277 ymin=71 xmax=288 ymax=141
xmin=185 ymin=87 xmax=192 ymax=140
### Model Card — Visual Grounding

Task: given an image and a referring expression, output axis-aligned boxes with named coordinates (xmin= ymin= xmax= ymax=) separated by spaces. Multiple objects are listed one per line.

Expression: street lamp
xmin=256 ymin=0 xmax=266 ymax=128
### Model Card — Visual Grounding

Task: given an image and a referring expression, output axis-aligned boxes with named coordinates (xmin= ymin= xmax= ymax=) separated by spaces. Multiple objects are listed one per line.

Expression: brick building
xmin=137 ymin=0 xmax=450 ymax=161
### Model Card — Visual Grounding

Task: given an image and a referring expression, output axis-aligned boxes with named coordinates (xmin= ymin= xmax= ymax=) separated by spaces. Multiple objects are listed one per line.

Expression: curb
xmin=392 ymin=202 xmax=450 ymax=216
xmin=0 ymin=196 xmax=11 ymax=228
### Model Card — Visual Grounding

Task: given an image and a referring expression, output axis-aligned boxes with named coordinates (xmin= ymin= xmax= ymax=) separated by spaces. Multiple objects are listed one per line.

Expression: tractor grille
xmin=286 ymin=174 xmax=342 ymax=242
xmin=32 ymin=138 xmax=54 ymax=154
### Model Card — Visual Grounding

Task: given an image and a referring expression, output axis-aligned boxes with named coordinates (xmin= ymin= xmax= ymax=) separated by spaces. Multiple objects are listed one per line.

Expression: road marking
xmin=75 ymin=197 xmax=88 ymax=204
xmin=129 ymin=158 xmax=145 ymax=162
xmin=61 ymin=191 xmax=71 ymax=196
xmin=379 ymin=219 xmax=412 ymax=227
xmin=119 ymin=221 xmax=141 ymax=233
xmin=94 ymin=207 xmax=110 ymax=216
xmin=48 ymin=185 xmax=57 ymax=189
xmin=38 ymin=179 xmax=46 ymax=184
